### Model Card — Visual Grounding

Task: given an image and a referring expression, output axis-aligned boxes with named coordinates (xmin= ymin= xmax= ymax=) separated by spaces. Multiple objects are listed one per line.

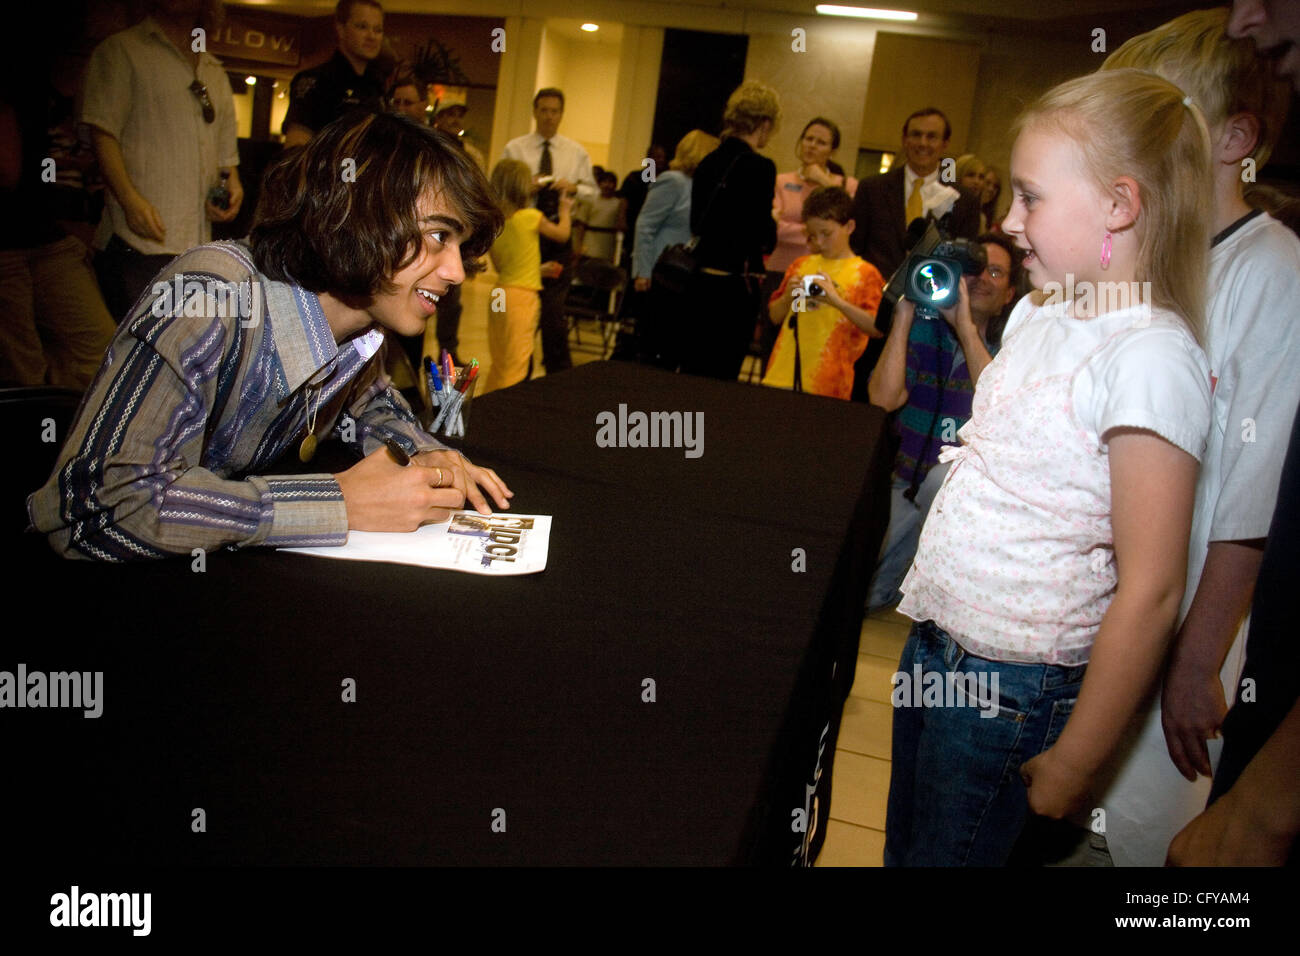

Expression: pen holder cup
xmin=423 ymin=374 xmax=477 ymax=440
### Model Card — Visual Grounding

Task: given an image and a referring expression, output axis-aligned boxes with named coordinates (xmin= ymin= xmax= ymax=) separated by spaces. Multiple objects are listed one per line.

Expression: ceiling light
xmin=815 ymin=5 xmax=918 ymax=21
xmin=244 ymin=75 xmax=257 ymax=86
xmin=581 ymin=23 xmax=599 ymax=32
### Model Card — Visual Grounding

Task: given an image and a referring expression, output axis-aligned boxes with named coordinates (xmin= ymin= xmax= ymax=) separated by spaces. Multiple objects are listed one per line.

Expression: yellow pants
xmin=485 ymin=285 xmax=540 ymax=391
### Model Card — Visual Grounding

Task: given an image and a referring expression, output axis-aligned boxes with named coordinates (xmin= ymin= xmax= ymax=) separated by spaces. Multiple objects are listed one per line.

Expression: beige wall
xmin=488 ymin=16 xmax=545 ymax=167
xmin=740 ymin=12 xmax=878 ymax=177
xmin=490 ymin=20 xmax=632 ymax=172
xmin=861 ymin=33 xmax=981 ymax=156
xmin=546 ymin=34 xmax=623 ymax=168
xmin=608 ymin=26 xmax=665 ymax=180
xmin=535 ymin=24 xmax=566 ymax=92
xmin=965 ymin=34 xmax=1103 ymax=218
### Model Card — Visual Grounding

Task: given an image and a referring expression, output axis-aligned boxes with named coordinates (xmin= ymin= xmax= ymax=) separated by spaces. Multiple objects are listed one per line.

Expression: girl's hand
xmin=634 ymin=277 xmax=651 ymax=293
xmin=1020 ymin=746 xmax=1091 ymax=819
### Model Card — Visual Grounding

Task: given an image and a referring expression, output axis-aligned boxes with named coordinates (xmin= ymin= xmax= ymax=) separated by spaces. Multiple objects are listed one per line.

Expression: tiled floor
xmin=815 ymin=607 xmax=910 ymax=866
xmin=435 ymin=270 xmax=900 ymax=867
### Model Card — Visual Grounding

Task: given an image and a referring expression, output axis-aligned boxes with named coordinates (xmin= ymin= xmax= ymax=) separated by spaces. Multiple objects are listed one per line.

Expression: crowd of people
xmin=3 ymin=0 xmax=1300 ymax=868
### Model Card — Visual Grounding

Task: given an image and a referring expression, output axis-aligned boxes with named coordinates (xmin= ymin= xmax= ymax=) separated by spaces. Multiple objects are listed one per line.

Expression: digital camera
xmin=800 ymin=274 xmax=827 ymax=299
xmin=885 ymin=221 xmax=987 ymax=319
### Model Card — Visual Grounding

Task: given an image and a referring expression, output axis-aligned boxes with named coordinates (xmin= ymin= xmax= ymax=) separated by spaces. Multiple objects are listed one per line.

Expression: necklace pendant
xmin=298 ymin=433 xmax=318 ymax=462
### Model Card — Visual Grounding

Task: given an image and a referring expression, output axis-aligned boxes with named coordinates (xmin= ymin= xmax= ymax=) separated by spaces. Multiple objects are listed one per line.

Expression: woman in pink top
xmin=768 ymin=118 xmax=858 ymax=275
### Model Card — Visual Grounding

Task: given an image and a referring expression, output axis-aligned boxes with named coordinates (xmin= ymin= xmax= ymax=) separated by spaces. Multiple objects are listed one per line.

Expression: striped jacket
xmin=28 ymin=242 xmax=442 ymax=560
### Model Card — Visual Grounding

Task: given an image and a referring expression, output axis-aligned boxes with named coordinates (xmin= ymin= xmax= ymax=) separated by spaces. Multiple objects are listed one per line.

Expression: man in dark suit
xmin=849 ymin=107 xmax=981 ymax=399
xmin=850 ymin=107 xmax=981 ymax=277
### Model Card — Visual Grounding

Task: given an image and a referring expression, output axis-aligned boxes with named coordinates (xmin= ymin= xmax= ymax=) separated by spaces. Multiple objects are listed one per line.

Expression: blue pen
xmin=425 ymin=355 xmax=444 ymax=391
xmin=424 ymin=356 xmax=443 ymax=408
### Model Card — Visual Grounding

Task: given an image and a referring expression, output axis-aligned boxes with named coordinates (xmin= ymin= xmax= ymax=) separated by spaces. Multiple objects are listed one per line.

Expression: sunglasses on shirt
xmin=189 ymin=80 xmax=215 ymax=124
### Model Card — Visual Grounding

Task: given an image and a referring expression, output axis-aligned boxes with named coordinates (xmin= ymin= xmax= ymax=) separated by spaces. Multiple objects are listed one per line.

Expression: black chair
xmin=0 ymin=386 xmax=83 ymax=551
xmin=564 ymin=257 xmax=628 ymax=359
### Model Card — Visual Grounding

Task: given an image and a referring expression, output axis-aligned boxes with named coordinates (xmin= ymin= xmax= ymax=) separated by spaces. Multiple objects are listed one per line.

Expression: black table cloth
xmin=5 ymin=361 xmax=890 ymax=865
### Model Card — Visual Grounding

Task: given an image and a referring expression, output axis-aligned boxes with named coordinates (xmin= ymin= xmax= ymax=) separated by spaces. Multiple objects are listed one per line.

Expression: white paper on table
xmin=280 ymin=511 xmax=551 ymax=575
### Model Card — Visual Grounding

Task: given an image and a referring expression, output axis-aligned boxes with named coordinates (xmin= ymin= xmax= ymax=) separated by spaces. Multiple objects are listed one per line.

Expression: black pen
xmin=382 ymin=436 xmax=410 ymax=466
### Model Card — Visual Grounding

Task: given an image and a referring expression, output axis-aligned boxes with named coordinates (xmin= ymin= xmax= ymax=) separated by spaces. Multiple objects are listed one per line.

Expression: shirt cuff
xmin=255 ymin=475 xmax=349 ymax=547
xmin=362 ymin=418 xmax=445 ymax=456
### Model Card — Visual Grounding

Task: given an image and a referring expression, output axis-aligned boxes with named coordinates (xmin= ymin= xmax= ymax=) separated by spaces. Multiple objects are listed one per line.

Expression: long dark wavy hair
xmin=251 ymin=111 xmax=503 ymax=295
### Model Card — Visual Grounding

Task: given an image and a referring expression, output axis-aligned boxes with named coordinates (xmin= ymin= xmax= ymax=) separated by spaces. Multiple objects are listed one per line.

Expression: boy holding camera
xmin=763 ymin=186 xmax=884 ymax=398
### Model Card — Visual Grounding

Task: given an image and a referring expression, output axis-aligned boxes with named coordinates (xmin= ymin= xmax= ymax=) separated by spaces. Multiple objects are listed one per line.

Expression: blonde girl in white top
xmin=885 ymin=69 xmax=1215 ymax=866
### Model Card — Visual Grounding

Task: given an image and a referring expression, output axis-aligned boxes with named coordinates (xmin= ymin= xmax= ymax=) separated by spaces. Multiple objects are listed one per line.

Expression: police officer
xmin=282 ymin=0 xmax=386 ymax=147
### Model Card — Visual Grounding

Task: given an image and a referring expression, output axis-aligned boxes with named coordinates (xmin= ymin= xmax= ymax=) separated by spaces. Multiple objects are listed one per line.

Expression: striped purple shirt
xmin=28 ymin=241 xmax=443 ymax=560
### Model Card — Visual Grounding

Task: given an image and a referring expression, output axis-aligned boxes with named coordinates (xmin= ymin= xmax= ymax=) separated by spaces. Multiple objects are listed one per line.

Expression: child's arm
xmin=767 ymin=264 xmax=802 ymax=325
xmin=821 ymin=265 xmax=885 ymax=338
xmin=537 ymin=194 xmax=573 ymax=243
xmin=1020 ymin=428 xmax=1198 ymax=818
xmin=822 ymin=283 xmax=883 ymax=337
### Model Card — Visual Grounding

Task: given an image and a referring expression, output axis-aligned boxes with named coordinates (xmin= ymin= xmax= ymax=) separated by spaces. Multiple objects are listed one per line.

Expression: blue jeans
xmin=866 ymin=464 xmax=949 ymax=611
xmin=885 ymin=620 xmax=1087 ymax=866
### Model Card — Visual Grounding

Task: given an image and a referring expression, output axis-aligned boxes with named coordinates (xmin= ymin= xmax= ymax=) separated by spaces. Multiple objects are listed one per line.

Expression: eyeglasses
xmin=189 ymin=80 xmax=215 ymax=124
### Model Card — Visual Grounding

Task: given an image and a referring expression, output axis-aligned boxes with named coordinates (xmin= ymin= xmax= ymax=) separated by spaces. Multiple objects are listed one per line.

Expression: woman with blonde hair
xmin=484 ymin=158 xmax=572 ymax=391
xmin=953 ymin=153 xmax=987 ymax=196
xmin=680 ymin=81 xmax=781 ymax=380
xmin=629 ymin=129 xmax=720 ymax=368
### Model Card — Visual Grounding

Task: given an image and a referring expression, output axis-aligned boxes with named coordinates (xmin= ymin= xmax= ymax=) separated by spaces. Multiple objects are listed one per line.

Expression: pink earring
xmin=1100 ymin=231 xmax=1112 ymax=270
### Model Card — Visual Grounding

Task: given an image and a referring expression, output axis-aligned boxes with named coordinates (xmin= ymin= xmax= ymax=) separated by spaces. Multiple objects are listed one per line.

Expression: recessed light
xmin=581 ymin=23 xmax=599 ymax=32
xmin=244 ymin=75 xmax=257 ymax=86
xmin=815 ymin=5 xmax=919 ymax=21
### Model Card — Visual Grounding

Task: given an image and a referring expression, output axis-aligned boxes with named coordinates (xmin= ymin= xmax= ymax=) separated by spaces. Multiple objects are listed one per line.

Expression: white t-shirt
xmin=1101 ymin=210 xmax=1300 ymax=866
xmin=898 ymin=296 xmax=1211 ymax=664
xmin=998 ymin=298 xmax=1211 ymax=461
